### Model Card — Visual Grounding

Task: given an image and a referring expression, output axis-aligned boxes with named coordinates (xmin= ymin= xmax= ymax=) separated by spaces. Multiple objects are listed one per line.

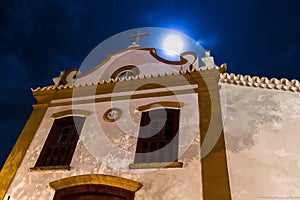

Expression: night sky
xmin=0 ymin=0 xmax=300 ymax=167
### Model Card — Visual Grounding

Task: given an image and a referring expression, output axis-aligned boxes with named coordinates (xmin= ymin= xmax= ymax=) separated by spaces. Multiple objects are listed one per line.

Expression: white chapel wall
xmin=6 ymin=92 xmax=202 ymax=200
xmin=221 ymin=84 xmax=300 ymax=200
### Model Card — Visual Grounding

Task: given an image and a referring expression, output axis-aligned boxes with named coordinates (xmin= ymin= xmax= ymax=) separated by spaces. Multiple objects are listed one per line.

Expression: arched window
xmin=111 ymin=65 xmax=139 ymax=79
xmin=134 ymin=108 xmax=180 ymax=163
xmin=35 ymin=116 xmax=85 ymax=167
xmin=116 ymin=70 xmax=135 ymax=78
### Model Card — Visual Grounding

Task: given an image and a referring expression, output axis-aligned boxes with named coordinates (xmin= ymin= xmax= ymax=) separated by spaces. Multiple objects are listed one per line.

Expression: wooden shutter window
xmin=134 ymin=109 xmax=180 ymax=163
xmin=35 ymin=116 xmax=85 ymax=167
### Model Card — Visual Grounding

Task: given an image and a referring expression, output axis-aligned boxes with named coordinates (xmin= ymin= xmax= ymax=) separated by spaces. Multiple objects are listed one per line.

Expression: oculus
xmin=103 ymin=108 xmax=122 ymax=122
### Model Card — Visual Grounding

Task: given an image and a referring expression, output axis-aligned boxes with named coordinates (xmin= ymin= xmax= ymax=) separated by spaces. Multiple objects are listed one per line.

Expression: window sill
xmin=129 ymin=162 xmax=183 ymax=169
xmin=29 ymin=165 xmax=71 ymax=171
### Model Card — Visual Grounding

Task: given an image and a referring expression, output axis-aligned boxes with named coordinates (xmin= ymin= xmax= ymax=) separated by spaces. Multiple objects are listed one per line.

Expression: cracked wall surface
xmin=222 ymin=84 xmax=300 ymax=200
xmin=5 ymin=93 xmax=202 ymax=200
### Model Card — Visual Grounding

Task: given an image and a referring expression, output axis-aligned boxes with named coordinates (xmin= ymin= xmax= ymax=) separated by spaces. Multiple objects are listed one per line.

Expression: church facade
xmin=1 ymin=38 xmax=300 ymax=200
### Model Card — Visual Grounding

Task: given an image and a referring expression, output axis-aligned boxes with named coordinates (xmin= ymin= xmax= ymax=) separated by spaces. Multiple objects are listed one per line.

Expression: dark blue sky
xmin=0 ymin=0 xmax=300 ymax=167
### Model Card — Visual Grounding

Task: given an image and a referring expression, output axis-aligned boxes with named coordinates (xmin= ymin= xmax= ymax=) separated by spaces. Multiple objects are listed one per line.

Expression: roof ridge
xmin=220 ymin=72 xmax=300 ymax=92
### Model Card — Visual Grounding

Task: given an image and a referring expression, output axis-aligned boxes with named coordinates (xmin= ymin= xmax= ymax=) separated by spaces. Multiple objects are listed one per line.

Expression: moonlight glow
xmin=163 ymin=34 xmax=184 ymax=54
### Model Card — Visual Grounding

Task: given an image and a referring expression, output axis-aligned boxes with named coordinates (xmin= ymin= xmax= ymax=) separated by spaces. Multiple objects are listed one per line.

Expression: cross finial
xmin=128 ymin=29 xmax=150 ymax=46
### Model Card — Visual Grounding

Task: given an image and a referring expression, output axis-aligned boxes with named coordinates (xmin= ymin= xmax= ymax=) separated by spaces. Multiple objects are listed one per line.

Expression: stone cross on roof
xmin=128 ymin=29 xmax=150 ymax=46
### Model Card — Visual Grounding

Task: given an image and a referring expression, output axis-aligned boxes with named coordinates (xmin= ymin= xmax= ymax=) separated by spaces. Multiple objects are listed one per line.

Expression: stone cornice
xmin=31 ymin=67 xmax=216 ymax=92
xmin=32 ymin=67 xmax=300 ymax=93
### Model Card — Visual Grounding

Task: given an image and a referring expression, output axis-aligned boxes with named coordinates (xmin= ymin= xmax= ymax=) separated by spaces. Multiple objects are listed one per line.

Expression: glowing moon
xmin=163 ymin=34 xmax=183 ymax=54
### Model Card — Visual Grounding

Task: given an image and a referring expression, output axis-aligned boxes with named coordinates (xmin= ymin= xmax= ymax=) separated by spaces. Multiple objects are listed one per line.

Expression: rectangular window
xmin=35 ymin=116 xmax=85 ymax=167
xmin=134 ymin=109 xmax=180 ymax=163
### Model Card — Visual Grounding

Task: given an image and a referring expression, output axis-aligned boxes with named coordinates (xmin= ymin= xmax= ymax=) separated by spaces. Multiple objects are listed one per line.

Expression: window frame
xmin=134 ymin=108 xmax=180 ymax=164
xmin=111 ymin=65 xmax=139 ymax=79
xmin=52 ymin=184 xmax=134 ymax=200
xmin=34 ymin=116 xmax=85 ymax=168
xmin=49 ymin=174 xmax=142 ymax=200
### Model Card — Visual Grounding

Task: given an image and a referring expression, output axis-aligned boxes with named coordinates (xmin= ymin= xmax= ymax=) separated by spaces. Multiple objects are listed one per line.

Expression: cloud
xmin=142 ymin=12 xmax=155 ymax=22
xmin=0 ymin=52 xmax=28 ymax=87
xmin=66 ymin=1 xmax=86 ymax=17
xmin=281 ymin=45 xmax=297 ymax=64
xmin=0 ymin=118 xmax=26 ymax=169
xmin=196 ymin=33 xmax=220 ymax=50
xmin=0 ymin=52 xmax=29 ymax=102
